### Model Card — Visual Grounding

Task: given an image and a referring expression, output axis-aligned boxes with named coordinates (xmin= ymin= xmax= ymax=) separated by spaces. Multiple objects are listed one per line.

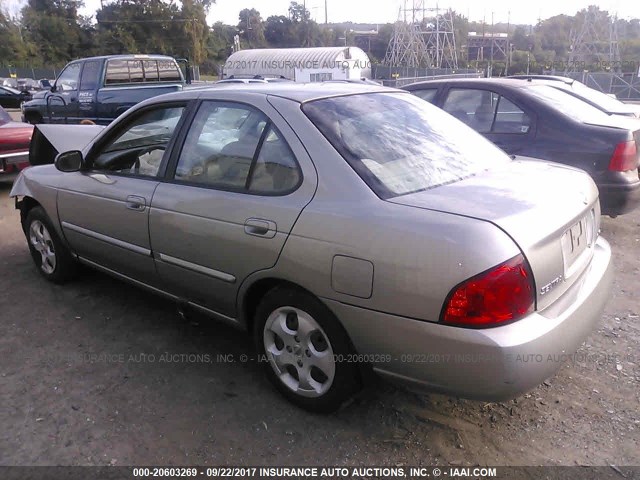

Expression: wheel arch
xmin=240 ymin=277 xmax=302 ymax=334
xmin=238 ymin=276 xmax=362 ymax=358
xmin=17 ymin=196 xmax=42 ymax=232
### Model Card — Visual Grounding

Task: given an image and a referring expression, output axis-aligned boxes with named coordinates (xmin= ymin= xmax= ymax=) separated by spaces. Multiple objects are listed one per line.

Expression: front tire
xmin=25 ymin=112 xmax=42 ymax=125
xmin=25 ymin=207 xmax=77 ymax=283
xmin=253 ymin=286 xmax=361 ymax=413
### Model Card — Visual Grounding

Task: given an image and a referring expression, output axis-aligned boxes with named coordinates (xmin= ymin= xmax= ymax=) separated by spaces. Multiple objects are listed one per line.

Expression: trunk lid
xmin=387 ymin=159 xmax=601 ymax=310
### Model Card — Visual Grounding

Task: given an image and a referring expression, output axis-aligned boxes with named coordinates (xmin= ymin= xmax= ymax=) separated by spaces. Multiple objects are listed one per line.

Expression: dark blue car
xmin=403 ymin=78 xmax=640 ymax=217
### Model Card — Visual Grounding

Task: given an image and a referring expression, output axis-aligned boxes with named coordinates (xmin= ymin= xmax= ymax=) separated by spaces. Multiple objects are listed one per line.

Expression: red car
xmin=0 ymin=105 xmax=33 ymax=174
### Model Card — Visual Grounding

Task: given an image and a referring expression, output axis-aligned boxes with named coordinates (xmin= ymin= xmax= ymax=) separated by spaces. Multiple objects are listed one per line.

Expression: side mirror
xmin=50 ymin=85 xmax=57 ymax=93
xmin=55 ymin=150 xmax=83 ymax=172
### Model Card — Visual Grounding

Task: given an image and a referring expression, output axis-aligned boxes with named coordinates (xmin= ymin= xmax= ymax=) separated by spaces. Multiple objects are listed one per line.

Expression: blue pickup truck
xmin=21 ymin=54 xmax=191 ymax=125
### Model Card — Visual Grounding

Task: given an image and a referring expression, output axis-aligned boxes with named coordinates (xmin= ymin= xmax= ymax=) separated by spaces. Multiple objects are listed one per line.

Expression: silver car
xmin=11 ymin=83 xmax=613 ymax=412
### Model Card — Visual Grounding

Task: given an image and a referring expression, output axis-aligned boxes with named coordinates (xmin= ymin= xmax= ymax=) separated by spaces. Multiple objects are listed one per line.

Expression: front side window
xmin=174 ymin=101 xmax=300 ymax=194
xmin=303 ymin=92 xmax=510 ymax=198
xmin=92 ymin=106 xmax=185 ymax=176
xmin=56 ymin=63 xmax=82 ymax=91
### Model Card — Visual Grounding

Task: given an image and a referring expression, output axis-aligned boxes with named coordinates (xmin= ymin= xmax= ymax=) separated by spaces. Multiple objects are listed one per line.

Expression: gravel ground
xmin=0 ymin=171 xmax=638 ymax=469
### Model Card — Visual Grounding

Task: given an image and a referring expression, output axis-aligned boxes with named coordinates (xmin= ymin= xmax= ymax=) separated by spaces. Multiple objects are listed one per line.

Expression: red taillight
xmin=608 ymin=141 xmax=638 ymax=172
xmin=442 ymin=254 xmax=535 ymax=328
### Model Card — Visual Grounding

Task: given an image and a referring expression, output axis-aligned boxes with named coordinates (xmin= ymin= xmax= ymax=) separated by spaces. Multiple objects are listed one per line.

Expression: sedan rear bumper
xmin=598 ymin=177 xmax=640 ymax=216
xmin=326 ymin=237 xmax=613 ymax=401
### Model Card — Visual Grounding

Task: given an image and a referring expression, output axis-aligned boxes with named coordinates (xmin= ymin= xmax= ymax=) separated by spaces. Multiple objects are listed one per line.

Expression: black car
xmin=403 ymin=78 xmax=640 ymax=216
xmin=0 ymin=85 xmax=32 ymax=109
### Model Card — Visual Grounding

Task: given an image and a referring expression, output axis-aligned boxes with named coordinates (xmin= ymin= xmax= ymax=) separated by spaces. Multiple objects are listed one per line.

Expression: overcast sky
xmin=3 ymin=0 xmax=634 ymax=25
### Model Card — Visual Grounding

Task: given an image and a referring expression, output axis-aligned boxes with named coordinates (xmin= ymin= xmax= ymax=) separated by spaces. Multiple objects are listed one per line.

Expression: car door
xmin=149 ymin=99 xmax=317 ymax=318
xmin=77 ymin=60 xmax=102 ymax=122
xmin=441 ymin=87 xmax=536 ymax=154
xmin=48 ymin=62 xmax=83 ymax=122
xmin=56 ymin=103 xmax=188 ymax=286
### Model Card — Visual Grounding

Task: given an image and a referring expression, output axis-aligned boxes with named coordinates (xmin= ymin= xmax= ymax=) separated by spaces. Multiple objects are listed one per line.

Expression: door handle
xmin=244 ymin=218 xmax=276 ymax=238
xmin=126 ymin=195 xmax=146 ymax=212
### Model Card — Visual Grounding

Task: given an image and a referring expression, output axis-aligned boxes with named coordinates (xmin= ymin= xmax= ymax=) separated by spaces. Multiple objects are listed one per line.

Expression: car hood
xmin=31 ymin=90 xmax=47 ymax=99
xmin=29 ymin=124 xmax=105 ymax=166
xmin=387 ymin=159 xmax=600 ymax=310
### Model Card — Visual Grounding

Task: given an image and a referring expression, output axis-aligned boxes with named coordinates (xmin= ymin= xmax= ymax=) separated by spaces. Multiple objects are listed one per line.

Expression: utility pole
xmin=325 ymin=0 xmax=328 ymax=24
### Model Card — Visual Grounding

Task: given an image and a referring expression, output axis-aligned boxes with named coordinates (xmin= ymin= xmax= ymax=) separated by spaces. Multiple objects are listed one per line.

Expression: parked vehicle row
xmin=402 ymin=78 xmax=640 ymax=217
xmin=11 ymin=83 xmax=613 ymax=412
xmin=0 ymin=85 xmax=33 ymax=109
xmin=1 ymin=77 xmax=53 ymax=93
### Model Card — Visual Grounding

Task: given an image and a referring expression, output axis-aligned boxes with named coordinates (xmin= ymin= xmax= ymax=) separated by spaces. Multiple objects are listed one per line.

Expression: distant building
xmin=222 ymin=47 xmax=372 ymax=82
xmin=467 ymin=32 xmax=509 ymax=62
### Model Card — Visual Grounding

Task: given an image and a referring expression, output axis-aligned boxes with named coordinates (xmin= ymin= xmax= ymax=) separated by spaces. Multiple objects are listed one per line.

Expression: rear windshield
xmin=302 ymin=92 xmax=511 ymax=198
xmin=525 ymin=85 xmax=611 ymax=123
xmin=569 ymin=83 xmax=629 ymax=112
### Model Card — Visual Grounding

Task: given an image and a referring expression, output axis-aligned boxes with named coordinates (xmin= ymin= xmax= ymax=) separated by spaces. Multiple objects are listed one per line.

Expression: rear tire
xmin=253 ymin=285 xmax=361 ymax=413
xmin=24 ymin=207 xmax=77 ymax=283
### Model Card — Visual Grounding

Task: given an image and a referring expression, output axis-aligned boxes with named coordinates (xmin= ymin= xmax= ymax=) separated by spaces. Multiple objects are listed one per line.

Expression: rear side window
xmin=80 ymin=61 xmax=101 ymax=91
xmin=143 ymin=61 xmax=159 ymax=81
xmin=411 ymin=88 xmax=438 ymax=103
xmin=128 ymin=60 xmax=144 ymax=83
xmin=105 ymin=59 xmax=179 ymax=84
xmin=174 ymin=101 xmax=300 ymax=194
xmin=158 ymin=60 xmax=181 ymax=82
xmin=303 ymin=92 xmax=510 ymax=198
xmin=105 ymin=60 xmax=129 ymax=85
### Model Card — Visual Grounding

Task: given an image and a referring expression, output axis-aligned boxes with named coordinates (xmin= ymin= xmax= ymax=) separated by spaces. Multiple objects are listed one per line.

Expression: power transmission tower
xmin=424 ymin=7 xmax=458 ymax=69
xmin=384 ymin=1 xmax=457 ymax=69
xmin=567 ymin=6 xmax=620 ymax=71
xmin=384 ymin=0 xmax=431 ymax=68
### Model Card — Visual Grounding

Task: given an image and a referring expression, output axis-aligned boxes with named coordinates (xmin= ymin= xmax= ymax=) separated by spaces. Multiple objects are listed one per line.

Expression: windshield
xmin=525 ymin=85 xmax=611 ymax=122
xmin=303 ymin=92 xmax=511 ymax=198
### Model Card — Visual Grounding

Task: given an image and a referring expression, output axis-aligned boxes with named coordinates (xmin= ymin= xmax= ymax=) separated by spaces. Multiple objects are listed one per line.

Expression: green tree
xmin=21 ymin=0 xmax=86 ymax=64
xmin=0 ymin=8 xmax=32 ymax=64
xmin=238 ymin=8 xmax=266 ymax=48
xmin=264 ymin=15 xmax=296 ymax=47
